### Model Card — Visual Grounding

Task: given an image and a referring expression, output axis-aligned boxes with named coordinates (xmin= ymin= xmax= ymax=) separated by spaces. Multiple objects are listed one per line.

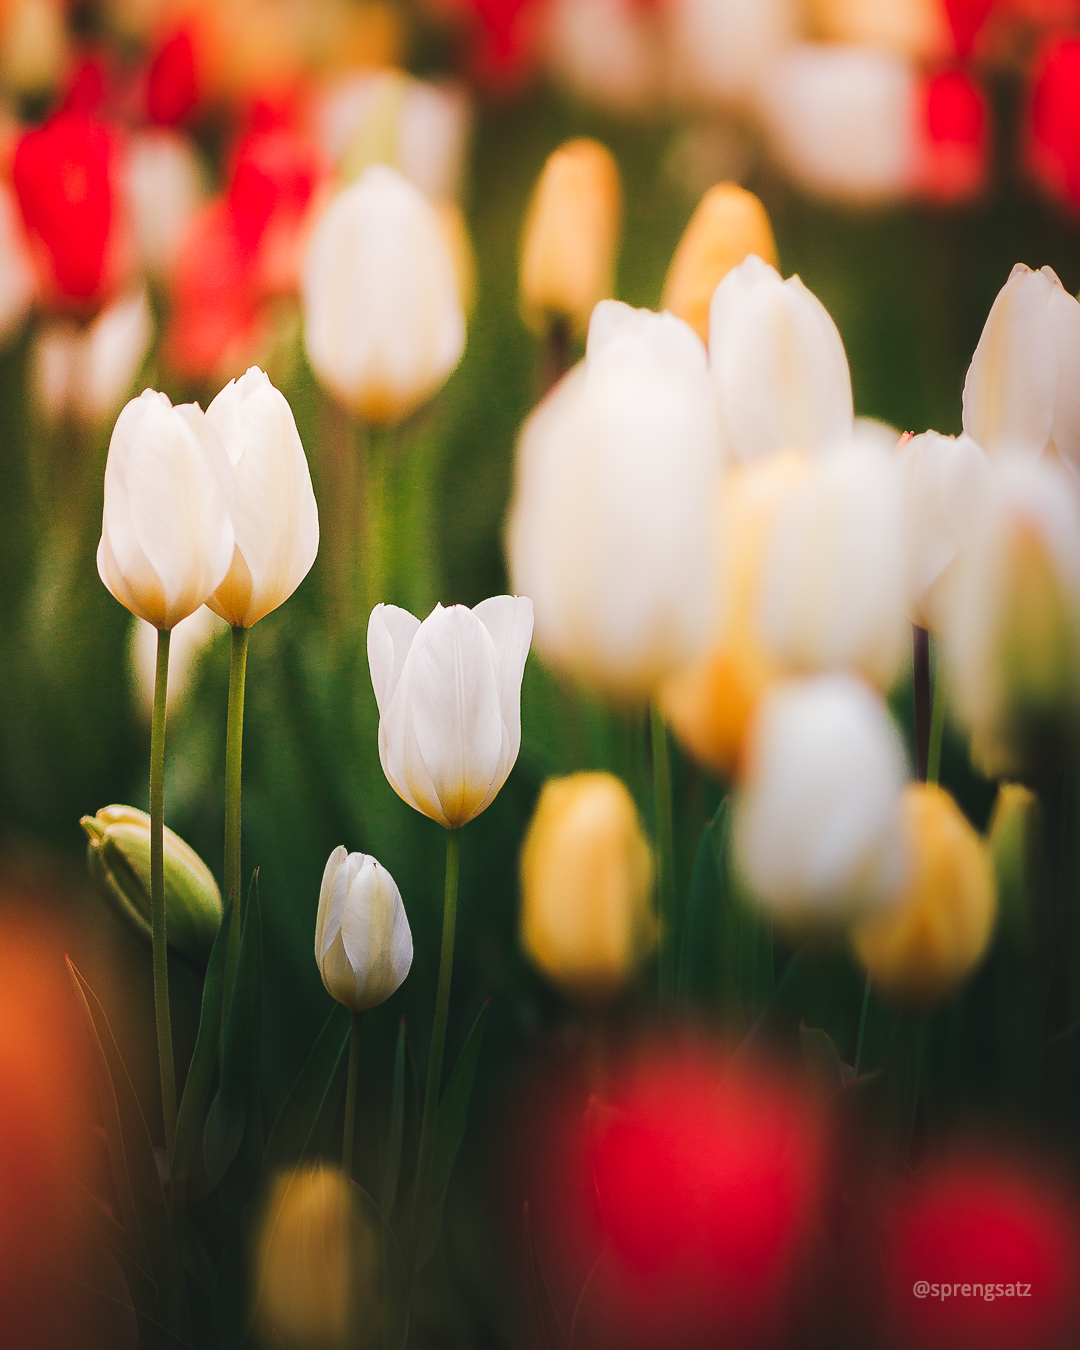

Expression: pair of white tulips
xmin=315 ymin=596 xmax=534 ymax=1011
xmin=98 ymin=367 xmax=319 ymax=634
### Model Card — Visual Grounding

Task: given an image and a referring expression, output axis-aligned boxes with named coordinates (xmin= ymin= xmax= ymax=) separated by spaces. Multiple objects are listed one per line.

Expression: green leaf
xmin=523 ymin=1201 xmax=569 ymax=1350
xmin=172 ymin=894 xmax=232 ymax=1189
xmin=677 ymin=800 xmax=737 ymax=1012
xmin=380 ymin=1017 xmax=408 ymax=1221
xmin=415 ymin=1001 xmax=489 ymax=1270
xmin=263 ymin=1001 xmax=351 ymax=1175
xmin=799 ymin=1024 xmax=848 ymax=1097
xmin=353 ymin=1186 xmax=410 ymax=1350
xmin=76 ymin=1185 xmax=157 ymax=1317
xmin=204 ymin=869 xmax=263 ymax=1208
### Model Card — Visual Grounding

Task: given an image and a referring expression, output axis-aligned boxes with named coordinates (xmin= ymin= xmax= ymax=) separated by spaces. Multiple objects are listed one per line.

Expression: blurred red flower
xmin=147 ymin=27 xmax=200 ymax=127
xmin=1027 ymin=35 xmax=1080 ymax=210
xmin=943 ymin=0 xmax=999 ymax=54
xmin=915 ymin=66 xmax=990 ymax=202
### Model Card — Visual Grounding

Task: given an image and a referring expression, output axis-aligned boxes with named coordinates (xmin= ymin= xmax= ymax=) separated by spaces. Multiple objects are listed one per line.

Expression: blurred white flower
xmin=544 ymin=0 xmax=660 ymax=111
xmin=962 ymin=263 xmax=1080 ymax=474
xmin=302 ymin=164 xmax=466 ymax=424
xmin=667 ymin=0 xmax=797 ymax=107
xmin=129 ymin=607 xmax=227 ymax=720
xmin=506 ymin=300 xmax=723 ymax=697
xmin=757 ymin=44 xmax=917 ymax=203
xmin=734 ymin=673 xmax=908 ymax=920
xmin=709 ymin=254 xmax=854 ymax=463
xmin=315 ymin=847 xmax=412 ymax=1012
xmin=0 ymin=182 xmax=36 ymax=344
xmin=125 ymin=129 xmax=205 ymax=279
xmin=368 ymin=596 xmax=534 ymax=830
xmin=33 ymin=287 xmax=153 ymax=424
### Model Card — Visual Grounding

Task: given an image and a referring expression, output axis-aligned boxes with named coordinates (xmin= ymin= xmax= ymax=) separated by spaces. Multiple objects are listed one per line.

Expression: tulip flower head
xmin=204 ymin=366 xmax=319 ymax=628
xmin=368 ymin=596 xmax=534 ymax=829
xmin=302 ymin=163 xmax=466 ymax=424
xmin=315 ymin=847 xmax=413 ymax=1013
xmin=97 ymin=388 xmax=236 ymax=630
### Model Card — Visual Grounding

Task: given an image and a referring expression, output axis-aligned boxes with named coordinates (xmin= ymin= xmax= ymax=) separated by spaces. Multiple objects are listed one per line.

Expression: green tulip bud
xmin=81 ymin=805 xmax=223 ymax=963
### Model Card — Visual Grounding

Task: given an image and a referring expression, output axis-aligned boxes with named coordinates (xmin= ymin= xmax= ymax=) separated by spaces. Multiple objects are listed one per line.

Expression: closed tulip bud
xmin=315 ymin=848 xmax=412 ymax=1013
xmin=734 ymin=674 xmax=907 ymax=921
xmin=709 ymin=254 xmax=853 ymax=463
xmin=507 ymin=301 xmax=722 ymax=698
xmin=203 ymin=367 xmax=319 ymax=629
xmin=97 ymin=389 xmax=236 ymax=630
xmin=851 ymin=784 xmax=996 ymax=1006
xmin=301 ymin=163 xmax=465 ymax=424
xmin=962 ymin=263 xmax=1080 ymax=475
xmin=662 ymin=450 xmax=808 ymax=777
xmin=81 ymin=804 xmax=223 ymax=962
xmin=520 ymin=772 xmax=655 ymax=1002
xmin=519 ymin=139 xmax=621 ymax=337
xmin=662 ymin=184 xmax=777 ymax=344
xmin=33 ymin=287 xmax=153 ymax=424
xmin=368 ymin=596 xmax=534 ymax=829
xmin=758 ymin=45 xmax=918 ymax=203
xmin=756 ymin=440 xmax=910 ymax=690
xmin=940 ymin=456 xmax=1080 ymax=778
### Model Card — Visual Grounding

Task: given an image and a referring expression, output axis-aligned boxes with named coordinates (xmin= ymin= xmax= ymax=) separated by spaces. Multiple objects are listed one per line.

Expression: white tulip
xmin=666 ymin=0 xmax=796 ymax=106
xmin=757 ymin=44 xmax=917 ymax=203
xmin=507 ymin=300 xmax=723 ymax=698
xmin=33 ymin=287 xmax=153 ymax=424
xmin=962 ymin=264 xmax=1080 ymax=474
xmin=125 ymin=129 xmax=204 ymax=279
xmin=897 ymin=430 xmax=993 ymax=630
xmin=315 ymin=847 xmax=413 ymax=1012
xmin=734 ymin=674 xmax=908 ymax=920
xmin=709 ymin=255 xmax=854 ymax=463
xmin=368 ymin=596 xmax=534 ymax=830
xmin=755 ymin=439 xmax=909 ymax=689
xmin=97 ymin=389 xmax=236 ymax=630
xmin=301 ymin=164 xmax=465 ymax=424
xmin=939 ymin=455 xmax=1080 ymax=777
xmin=204 ymin=367 xmax=319 ymax=629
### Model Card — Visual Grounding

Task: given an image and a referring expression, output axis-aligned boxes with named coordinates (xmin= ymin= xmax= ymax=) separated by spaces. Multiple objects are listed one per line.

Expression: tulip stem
xmin=223 ymin=625 xmax=250 ymax=1023
xmin=926 ymin=647 xmax=946 ymax=787
xmin=854 ymin=975 xmax=873 ymax=1076
xmin=411 ymin=825 xmax=460 ymax=1276
xmin=342 ymin=1011 xmax=363 ymax=1183
xmin=651 ymin=704 xmax=677 ymax=1009
xmin=150 ymin=628 xmax=178 ymax=1161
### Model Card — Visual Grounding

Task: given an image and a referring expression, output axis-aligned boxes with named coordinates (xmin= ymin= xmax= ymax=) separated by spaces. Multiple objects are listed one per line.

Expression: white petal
xmin=314 ymin=845 xmax=348 ymax=964
xmin=367 ymin=603 xmax=422 ymax=715
xmin=1043 ymin=268 xmax=1080 ymax=474
xmin=472 ymin=594 xmax=534 ymax=809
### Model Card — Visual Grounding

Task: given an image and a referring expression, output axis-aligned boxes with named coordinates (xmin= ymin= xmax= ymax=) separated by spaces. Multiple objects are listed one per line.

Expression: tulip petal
xmin=1042 ymin=268 xmax=1080 ymax=476
xmin=368 ymin=603 xmax=422 ymax=715
xmin=314 ymin=844 xmax=348 ymax=964
xmin=472 ymin=595 xmax=534 ymax=810
xmin=339 ymin=858 xmax=413 ymax=1009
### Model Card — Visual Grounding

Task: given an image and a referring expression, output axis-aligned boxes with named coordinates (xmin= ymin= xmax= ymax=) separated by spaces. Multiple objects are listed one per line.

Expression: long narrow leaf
xmin=523 ymin=1201 xmax=569 ymax=1350
xmin=263 ymin=1001 xmax=350 ymax=1174
xmin=380 ymin=1017 xmax=407 ymax=1220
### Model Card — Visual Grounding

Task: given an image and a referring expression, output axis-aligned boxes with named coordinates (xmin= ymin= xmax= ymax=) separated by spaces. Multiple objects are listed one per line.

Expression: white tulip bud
xmin=204 ymin=367 xmax=319 ymax=629
xmin=507 ymin=300 xmax=723 ymax=698
xmin=708 ymin=255 xmax=853 ymax=464
xmin=125 ymin=129 xmax=204 ymax=279
xmin=755 ymin=439 xmax=909 ymax=689
xmin=33 ymin=288 xmax=154 ymax=424
xmin=940 ymin=455 xmax=1080 ymax=778
xmin=757 ymin=44 xmax=918 ymax=203
xmin=368 ymin=596 xmax=534 ymax=830
xmin=962 ymin=263 xmax=1080 ymax=474
xmin=301 ymin=164 xmax=466 ymax=424
xmin=734 ymin=674 xmax=908 ymax=920
xmin=315 ymin=847 xmax=412 ymax=1013
xmin=97 ymin=389 xmax=236 ymax=630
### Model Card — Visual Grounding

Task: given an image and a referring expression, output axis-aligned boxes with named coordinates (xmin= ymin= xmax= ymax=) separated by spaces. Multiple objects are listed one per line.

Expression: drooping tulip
xmin=204 ymin=366 xmax=319 ymax=629
xmin=302 ymin=163 xmax=466 ymax=424
xmin=96 ymin=388 xmax=236 ymax=630
xmin=506 ymin=300 xmax=722 ymax=698
xmin=734 ymin=674 xmax=908 ymax=921
xmin=315 ymin=847 xmax=413 ymax=1013
xmin=520 ymin=772 xmax=655 ymax=1001
xmin=961 ymin=263 xmax=1080 ymax=476
xmin=708 ymin=254 xmax=854 ymax=463
xmin=367 ymin=596 xmax=534 ymax=829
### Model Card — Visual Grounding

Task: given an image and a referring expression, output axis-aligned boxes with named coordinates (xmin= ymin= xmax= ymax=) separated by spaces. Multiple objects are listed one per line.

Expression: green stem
xmin=150 ymin=628 xmax=177 ymax=1158
xmin=854 ymin=975 xmax=873 ymax=1076
xmin=410 ymin=826 xmax=460 ymax=1272
xmin=926 ymin=645 xmax=946 ymax=787
xmin=650 ymin=703 xmax=677 ymax=1009
xmin=222 ymin=625 xmax=250 ymax=1019
xmin=342 ymin=1012 xmax=363 ymax=1183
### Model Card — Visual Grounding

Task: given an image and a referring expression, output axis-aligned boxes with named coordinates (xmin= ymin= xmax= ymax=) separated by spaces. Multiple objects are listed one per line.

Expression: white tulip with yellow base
xmin=315 ymin=847 xmax=413 ymax=1014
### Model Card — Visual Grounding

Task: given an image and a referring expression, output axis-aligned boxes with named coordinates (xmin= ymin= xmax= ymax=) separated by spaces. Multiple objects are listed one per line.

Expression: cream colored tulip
xmin=734 ymin=674 xmax=907 ymax=921
xmin=33 ymin=288 xmax=153 ymax=424
xmin=367 ymin=596 xmax=534 ymax=829
xmin=708 ymin=254 xmax=853 ymax=463
xmin=962 ymin=264 xmax=1080 ymax=474
xmin=125 ymin=129 xmax=205 ymax=279
xmin=315 ymin=847 xmax=412 ymax=1013
xmin=301 ymin=163 xmax=465 ymax=424
xmin=97 ymin=389 xmax=236 ymax=630
xmin=204 ymin=366 xmax=319 ymax=629
xmin=520 ymin=773 xmax=655 ymax=1002
xmin=507 ymin=300 xmax=722 ymax=698
xmin=755 ymin=439 xmax=909 ymax=690
xmin=519 ymin=138 xmax=621 ymax=337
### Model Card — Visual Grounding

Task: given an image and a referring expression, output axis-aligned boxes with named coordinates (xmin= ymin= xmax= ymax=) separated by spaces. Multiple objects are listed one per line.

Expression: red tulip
xmin=943 ymin=0 xmax=999 ymax=54
xmin=147 ymin=27 xmax=200 ymax=127
xmin=1027 ymin=35 xmax=1080 ymax=210
xmin=914 ymin=67 xmax=990 ymax=202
